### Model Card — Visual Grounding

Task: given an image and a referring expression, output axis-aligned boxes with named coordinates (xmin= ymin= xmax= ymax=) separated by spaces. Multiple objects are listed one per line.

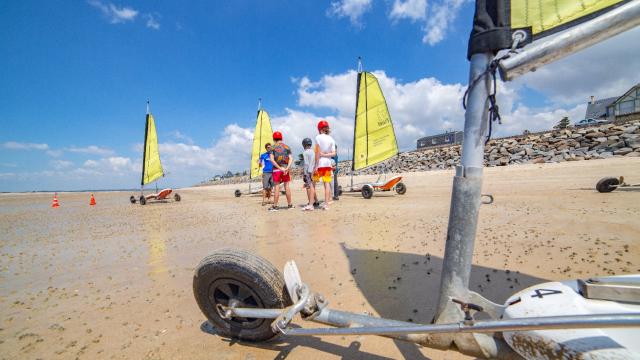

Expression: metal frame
xmin=499 ymin=0 xmax=640 ymax=81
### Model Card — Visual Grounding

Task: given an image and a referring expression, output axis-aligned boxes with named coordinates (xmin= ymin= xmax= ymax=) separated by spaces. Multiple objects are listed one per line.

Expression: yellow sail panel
xmin=510 ymin=0 xmax=626 ymax=37
xmin=141 ymin=113 xmax=164 ymax=185
xmin=250 ymin=109 xmax=274 ymax=179
xmin=352 ymin=72 xmax=398 ymax=171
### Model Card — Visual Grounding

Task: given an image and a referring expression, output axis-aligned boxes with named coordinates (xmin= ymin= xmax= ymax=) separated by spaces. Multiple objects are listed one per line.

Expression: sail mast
xmin=141 ymin=100 xmax=150 ymax=189
xmin=350 ymin=57 xmax=363 ymax=188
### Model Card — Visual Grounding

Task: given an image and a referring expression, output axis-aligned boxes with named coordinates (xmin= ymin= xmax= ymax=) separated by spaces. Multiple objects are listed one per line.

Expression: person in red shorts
xmin=268 ymin=131 xmax=293 ymax=211
xmin=314 ymin=120 xmax=336 ymax=210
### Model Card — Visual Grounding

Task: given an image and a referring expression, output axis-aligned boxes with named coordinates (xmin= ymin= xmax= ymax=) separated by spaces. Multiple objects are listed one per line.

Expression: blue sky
xmin=2 ymin=0 xmax=639 ymax=192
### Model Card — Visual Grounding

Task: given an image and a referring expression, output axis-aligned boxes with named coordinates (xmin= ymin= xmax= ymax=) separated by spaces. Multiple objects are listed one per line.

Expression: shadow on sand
xmin=200 ymin=321 xmax=397 ymax=360
xmin=339 ymin=244 xmax=549 ymax=359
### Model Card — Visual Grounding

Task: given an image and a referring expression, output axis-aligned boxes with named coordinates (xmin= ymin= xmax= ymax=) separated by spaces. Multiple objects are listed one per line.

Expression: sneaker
xmin=268 ymin=206 xmax=279 ymax=212
xmin=287 ymin=204 xmax=293 ymax=209
xmin=302 ymin=205 xmax=314 ymax=211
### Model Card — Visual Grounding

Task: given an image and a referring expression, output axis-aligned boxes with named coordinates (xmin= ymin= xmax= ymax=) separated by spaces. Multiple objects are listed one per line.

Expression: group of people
xmin=257 ymin=120 xmax=337 ymax=211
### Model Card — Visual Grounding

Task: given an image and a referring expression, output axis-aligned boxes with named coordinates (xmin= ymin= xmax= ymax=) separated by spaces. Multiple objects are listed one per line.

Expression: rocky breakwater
xmin=345 ymin=122 xmax=640 ymax=175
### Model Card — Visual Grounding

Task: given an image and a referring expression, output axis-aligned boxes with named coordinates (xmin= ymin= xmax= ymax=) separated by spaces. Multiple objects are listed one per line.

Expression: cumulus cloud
xmin=67 ymin=145 xmax=115 ymax=156
xmin=389 ymin=0 xmax=427 ymax=22
xmin=296 ymin=70 xmax=467 ymax=151
xmin=88 ymin=0 xmax=138 ymax=24
xmin=2 ymin=141 xmax=49 ymax=150
xmin=327 ymin=0 xmax=372 ymax=26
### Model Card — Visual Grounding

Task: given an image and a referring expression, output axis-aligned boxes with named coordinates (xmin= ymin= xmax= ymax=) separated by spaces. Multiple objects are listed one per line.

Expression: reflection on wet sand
xmin=141 ymin=211 xmax=168 ymax=279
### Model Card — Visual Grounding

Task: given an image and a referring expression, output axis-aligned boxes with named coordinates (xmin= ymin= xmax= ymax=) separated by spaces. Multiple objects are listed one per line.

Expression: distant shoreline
xmin=0 ymin=189 xmax=142 ymax=195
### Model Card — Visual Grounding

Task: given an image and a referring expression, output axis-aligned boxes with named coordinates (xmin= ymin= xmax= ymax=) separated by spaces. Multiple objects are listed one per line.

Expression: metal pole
xmin=435 ymin=52 xmax=492 ymax=322
xmin=499 ymin=0 xmax=640 ymax=80
xmin=284 ymin=313 xmax=640 ymax=336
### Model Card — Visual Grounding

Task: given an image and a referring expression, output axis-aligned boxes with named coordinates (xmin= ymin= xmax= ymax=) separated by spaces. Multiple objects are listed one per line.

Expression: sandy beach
xmin=1 ymin=157 xmax=639 ymax=360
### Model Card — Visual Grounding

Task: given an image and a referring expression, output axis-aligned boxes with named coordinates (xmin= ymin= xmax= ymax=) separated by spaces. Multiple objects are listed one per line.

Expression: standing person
xmin=301 ymin=138 xmax=316 ymax=211
xmin=314 ymin=120 xmax=336 ymax=210
xmin=269 ymin=131 xmax=293 ymax=211
xmin=258 ymin=143 xmax=273 ymax=206
xmin=332 ymin=145 xmax=340 ymax=201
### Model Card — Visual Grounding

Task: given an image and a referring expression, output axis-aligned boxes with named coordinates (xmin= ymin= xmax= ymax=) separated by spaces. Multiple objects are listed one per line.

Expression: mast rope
xmin=462 ymin=53 xmax=508 ymax=145
xmin=462 ymin=31 xmax=526 ymax=145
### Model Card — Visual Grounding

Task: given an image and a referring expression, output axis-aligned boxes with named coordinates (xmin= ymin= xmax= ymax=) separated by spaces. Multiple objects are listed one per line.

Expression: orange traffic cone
xmin=52 ymin=193 xmax=60 ymax=208
xmin=89 ymin=194 xmax=96 ymax=206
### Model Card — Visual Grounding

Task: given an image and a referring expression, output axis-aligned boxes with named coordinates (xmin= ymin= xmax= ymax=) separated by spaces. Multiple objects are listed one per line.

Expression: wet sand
xmin=1 ymin=157 xmax=639 ymax=359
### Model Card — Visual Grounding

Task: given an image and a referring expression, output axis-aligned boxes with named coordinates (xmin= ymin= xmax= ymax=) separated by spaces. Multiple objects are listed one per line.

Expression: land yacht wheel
xmin=234 ymin=189 xmax=242 ymax=197
xmin=596 ymin=177 xmax=619 ymax=193
xmin=139 ymin=196 xmax=147 ymax=205
xmin=129 ymin=195 xmax=136 ymax=204
xmin=361 ymin=184 xmax=373 ymax=199
xmin=193 ymin=248 xmax=291 ymax=342
xmin=174 ymin=193 xmax=181 ymax=202
xmin=395 ymin=182 xmax=407 ymax=195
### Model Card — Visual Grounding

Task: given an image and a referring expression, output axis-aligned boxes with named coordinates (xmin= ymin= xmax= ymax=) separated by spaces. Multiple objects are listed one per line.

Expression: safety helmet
xmin=302 ymin=138 xmax=312 ymax=147
xmin=317 ymin=120 xmax=329 ymax=132
xmin=272 ymin=131 xmax=283 ymax=141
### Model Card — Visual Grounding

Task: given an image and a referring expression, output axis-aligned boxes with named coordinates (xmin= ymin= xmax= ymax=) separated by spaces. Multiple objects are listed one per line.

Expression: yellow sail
xmin=141 ymin=113 xmax=164 ymax=185
xmin=510 ymin=0 xmax=627 ymax=39
xmin=250 ymin=109 xmax=273 ymax=179
xmin=352 ymin=71 xmax=398 ymax=171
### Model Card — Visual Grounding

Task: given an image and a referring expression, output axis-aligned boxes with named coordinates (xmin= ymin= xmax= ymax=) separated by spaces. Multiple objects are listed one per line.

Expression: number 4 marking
xmin=531 ymin=289 xmax=563 ymax=298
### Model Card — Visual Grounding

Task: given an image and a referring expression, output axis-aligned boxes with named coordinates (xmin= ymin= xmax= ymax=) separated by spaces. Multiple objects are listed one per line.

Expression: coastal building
xmin=417 ymin=131 xmax=463 ymax=149
xmin=585 ymin=83 xmax=640 ymax=122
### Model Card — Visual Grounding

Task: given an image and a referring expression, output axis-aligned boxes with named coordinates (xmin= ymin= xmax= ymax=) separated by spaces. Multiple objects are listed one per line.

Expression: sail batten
xmin=250 ymin=109 xmax=273 ymax=179
xmin=141 ymin=113 xmax=164 ymax=186
xmin=352 ymin=71 xmax=398 ymax=171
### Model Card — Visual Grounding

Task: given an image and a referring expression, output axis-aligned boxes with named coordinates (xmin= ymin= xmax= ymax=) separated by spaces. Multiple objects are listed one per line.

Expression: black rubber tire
xmin=234 ymin=189 xmax=242 ymax=197
xmin=193 ymin=248 xmax=291 ymax=342
xmin=129 ymin=195 xmax=136 ymax=204
xmin=395 ymin=182 xmax=407 ymax=195
xmin=139 ymin=196 xmax=147 ymax=205
xmin=596 ymin=177 xmax=619 ymax=193
xmin=174 ymin=193 xmax=181 ymax=202
xmin=361 ymin=184 xmax=373 ymax=199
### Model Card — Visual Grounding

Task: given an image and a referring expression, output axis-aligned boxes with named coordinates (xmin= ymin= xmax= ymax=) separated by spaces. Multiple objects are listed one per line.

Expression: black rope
xmin=462 ymin=53 xmax=510 ymax=145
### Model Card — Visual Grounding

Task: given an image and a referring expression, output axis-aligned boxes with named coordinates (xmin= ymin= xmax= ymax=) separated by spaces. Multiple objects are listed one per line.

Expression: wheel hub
xmin=209 ymin=278 xmax=264 ymax=329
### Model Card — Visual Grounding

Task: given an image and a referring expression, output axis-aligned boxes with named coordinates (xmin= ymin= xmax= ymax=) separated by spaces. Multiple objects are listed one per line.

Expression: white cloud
xmin=84 ymin=159 xmax=99 ymax=168
xmin=50 ymin=160 xmax=74 ymax=170
xmin=144 ymin=13 xmax=160 ymax=30
xmin=296 ymin=70 xmax=467 ymax=151
xmin=46 ymin=150 xmax=63 ymax=157
xmin=327 ymin=0 xmax=372 ymax=26
xmin=171 ymin=130 xmax=193 ymax=144
xmin=2 ymin=141 xmax=49 ymax=150
xmin=88 ymin=0 xmax=138 ymax=24
xmin=78 ymin=156 xmax=136 ymax=174
xmin=422 ymin=0 xmax=466 ymax=45
xmin=67 ymin=145 xmax=114 ymax=156
xmin=390 ymin=0 xmax=427 ymax=22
